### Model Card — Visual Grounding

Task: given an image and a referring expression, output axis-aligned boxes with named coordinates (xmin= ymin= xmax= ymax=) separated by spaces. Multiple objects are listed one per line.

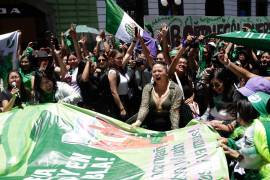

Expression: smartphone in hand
xmin=134 ymin=27 xmax=138 ymax=38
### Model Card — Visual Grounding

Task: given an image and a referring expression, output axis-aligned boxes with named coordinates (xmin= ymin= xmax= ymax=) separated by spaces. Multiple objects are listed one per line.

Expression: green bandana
xmin=248 ymin=92 xmax=270 ymax=116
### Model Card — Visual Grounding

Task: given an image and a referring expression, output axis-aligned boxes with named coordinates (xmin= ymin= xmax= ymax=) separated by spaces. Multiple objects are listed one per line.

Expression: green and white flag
xmin=106 ymin=0 xmax=157 ymax=57
xmin=212 ymin=31 xmax=270 ymax=51
xmin=0 ymin=31 xmax=20 ymax=85
xmin=0 ymin=103 xmax=229 ymax=179
xmin=106 ymin=0 xmax=140 ymax=43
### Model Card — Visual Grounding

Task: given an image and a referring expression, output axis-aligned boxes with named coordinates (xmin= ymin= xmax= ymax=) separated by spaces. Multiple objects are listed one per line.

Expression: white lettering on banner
xmin=0 ymin=8 xmax=21 ymax=14
xmin=66 ymin=153 xmax=92 ymax=169
xmin=24 ymin=153 xmax=116 ymax=179
xmin=57 ymin=169 xmax=80 ymax=176
xmin=82 ymin=157 xmax=115 ymax=178
xmin=90 ymin=162 xmax=114 ymax=171
xmin=69 ymin=153 xmax=92 ymax=163
xmin=10 ymin=8 xmax=21 ymax=14
xmin=24 ymin=178 xmax=50 ymax=180
xmin=0 ymin=8 xmax=7 ymax=14
xmin=24 ymin=177 xmax=50 ymax=180
xmin=81 ymin=174 xmax=104 ymax=179
xmin=58 ymin=178 xmax=79 ymax=180
xmin=23 ymin=169 xmax=57 ymax=180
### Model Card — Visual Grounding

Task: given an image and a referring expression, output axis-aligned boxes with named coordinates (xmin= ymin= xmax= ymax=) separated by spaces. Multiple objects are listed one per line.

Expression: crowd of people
xmin=0 ymin=24 xmax=270 ymax=179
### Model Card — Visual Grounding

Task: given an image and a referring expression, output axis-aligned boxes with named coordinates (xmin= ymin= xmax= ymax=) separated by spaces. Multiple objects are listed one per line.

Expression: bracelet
xmin=132 ymin=40 xmax=137 ymax=43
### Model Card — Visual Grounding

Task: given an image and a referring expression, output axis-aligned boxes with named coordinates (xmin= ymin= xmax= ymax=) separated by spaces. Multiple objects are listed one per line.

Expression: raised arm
xmin=168 ymin=45 xmax=187 ymax=77
xmin=187 ymin=47 xmax=199 ymax=74
xmin=49 ymin=38 xmax=68 ymax=79
xmin=225 ymin=42 xmax=233 ymax=55
xmin=160 ymin=24 xmax=171 ymax=65
xmin=17 ymin=30 xmax=22 ymax=57
xmin=79 ymin=34 xmax=89 ymax=59
xmin=60 ymin=32 xmax=68 ymax=55
xmin=137 ymin=29 xmax=154 ymax=68
xmin=122 ymin=35 xmax=137 ymax=68
xmin=219 ymin=53 xmax=257 ymax=80
xmin=69 ymin=24 xmax=82 ymax=62
xmin=81 ymin=59 xmax=92 ymax=82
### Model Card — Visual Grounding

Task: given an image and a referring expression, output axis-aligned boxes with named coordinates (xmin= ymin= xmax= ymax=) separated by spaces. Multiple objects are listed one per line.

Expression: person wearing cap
xmin=220 ymin=91 xmax=270 ymax=179
xmin=237 ymin=76 xmax=270 ymax=97
xmin=210 ymin=74 xmax=270 ymax=137
xmin=31 ymin=50 xmax=56 ymax=96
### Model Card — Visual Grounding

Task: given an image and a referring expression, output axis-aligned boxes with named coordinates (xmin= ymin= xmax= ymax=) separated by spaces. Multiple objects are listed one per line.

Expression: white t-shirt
xmin=109 ymin=69 xmax=130 ymax=96
xmin=70 ymin=67 xmax=81 ymax=94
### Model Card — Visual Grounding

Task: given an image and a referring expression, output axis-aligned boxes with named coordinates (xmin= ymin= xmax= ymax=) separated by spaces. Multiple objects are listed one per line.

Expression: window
xmin=117 ymin=0 xmax=148 ymax=26
xmin=159 ymin=0 xmax=184 ymax=15
xmin=256 ymin=0 xmax=267 ymax=16
xmin=238 ymin=0 xmax=251 ymax=16
xmin=116 ymin=0 xmax=148 ymax=17
xmin=205 ymin=0 xmax=224 ymax=16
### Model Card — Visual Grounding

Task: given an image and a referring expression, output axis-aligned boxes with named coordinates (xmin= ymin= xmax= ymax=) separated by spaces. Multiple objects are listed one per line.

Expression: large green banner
xmin=144 ymin=16 xmax=270 ymax=47
xmin=0 ymin=103 xmax=229 ymax=179
xmin=212 ymin=31 xmax=270 ymax=51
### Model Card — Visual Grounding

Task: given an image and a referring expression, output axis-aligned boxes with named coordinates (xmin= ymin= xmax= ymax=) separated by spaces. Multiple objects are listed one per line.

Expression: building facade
xmin=0 ymin=0 xmax=269 ymax=44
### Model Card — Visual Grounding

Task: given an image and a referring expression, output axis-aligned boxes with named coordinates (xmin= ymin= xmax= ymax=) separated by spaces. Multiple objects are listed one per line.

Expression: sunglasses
xmin=97 ymin=58 xmax=107 ymax=62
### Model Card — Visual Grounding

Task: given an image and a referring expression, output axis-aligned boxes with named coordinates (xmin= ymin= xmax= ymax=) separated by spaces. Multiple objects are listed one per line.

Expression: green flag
xmin=0 ymin=31 xmax=19 ymax=86
xmin=105 ymin=0 xmax=158 ymax=57
xmin=212 ymin=31 xmax=270 ymax=51
xmin=0 ymin=103 xmax=229 ymax=179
